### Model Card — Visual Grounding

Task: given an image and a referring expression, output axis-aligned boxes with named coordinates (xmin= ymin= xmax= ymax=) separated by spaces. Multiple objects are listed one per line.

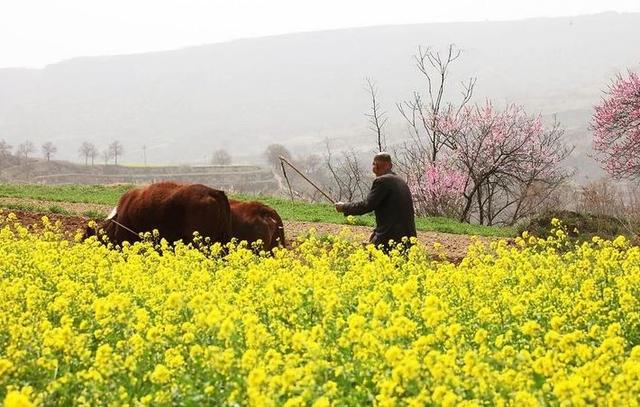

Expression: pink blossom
xmin=410 ymin=100 xmax=570 ymax=221
xmin=592 ymin=70 xmax=640 ymax=179
xmin=410 ymin=159 xmax=467 ymax=217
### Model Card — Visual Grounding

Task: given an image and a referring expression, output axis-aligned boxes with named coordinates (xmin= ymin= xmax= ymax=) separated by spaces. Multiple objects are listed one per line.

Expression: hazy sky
xmin=2 ymin=0 xmax=639 ymax=69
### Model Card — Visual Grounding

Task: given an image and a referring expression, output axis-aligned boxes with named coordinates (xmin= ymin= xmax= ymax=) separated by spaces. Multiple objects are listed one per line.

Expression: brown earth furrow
xmin=0 ymin=198 xmax=497 ymax=261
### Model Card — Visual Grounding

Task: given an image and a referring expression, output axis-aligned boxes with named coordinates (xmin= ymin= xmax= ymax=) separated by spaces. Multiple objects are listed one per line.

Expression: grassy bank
xmin=0 ymin=183 xmax=513 ymax=237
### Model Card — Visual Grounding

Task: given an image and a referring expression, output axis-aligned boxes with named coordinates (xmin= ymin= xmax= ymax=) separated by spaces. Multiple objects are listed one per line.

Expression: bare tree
xmin=0 ymin=139 xmax=12 ymax=168
xmin=309 ymin=78 xmax=386 ymax=202
xmin=264 ymin=144 xmax=292 ymax=170
xmin=16 ymin=140 xmax=35 ymax=161
xmin=89 ymin=145 xmax=98 ymax=166
xmin=325 ymin=143 xmax=371 ymax=202
xmin=0 ymin=139 xmax=12 ymax=158
xmin=301 ymin=154 xmax=323 ymax=177
xmin=41 ymin=141 xmax=57 ymax=162
xmin=211 ymin=149 xmax=232 ymax=165
xmin=102 ymin=149 xmax=112 ymax=165
xmin=395 ymin=44 xmax=476 ymax=179
xmin=364 ymin=78 xmax=388 ymax=152
xmin=108 ymin=141 xmax=124 ymax=166
xmin=79 ymin=142 xmax=98 ymax=166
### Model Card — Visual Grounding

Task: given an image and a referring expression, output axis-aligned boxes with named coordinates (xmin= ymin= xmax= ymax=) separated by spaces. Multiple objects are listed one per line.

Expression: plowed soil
xmin=0 ymin=198 xmax=497 ymax=262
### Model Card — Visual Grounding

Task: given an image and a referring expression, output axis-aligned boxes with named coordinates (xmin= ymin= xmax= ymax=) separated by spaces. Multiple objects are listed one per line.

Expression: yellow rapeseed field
xmin=0 ymin=213 xmax=639 ymax=406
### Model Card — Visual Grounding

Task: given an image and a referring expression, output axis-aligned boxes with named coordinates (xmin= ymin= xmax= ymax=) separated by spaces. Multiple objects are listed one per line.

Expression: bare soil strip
xmin=0 ymin=196 xmax=112 ymax=215
xmin=0 ymin=197 xmax=497 ymax=261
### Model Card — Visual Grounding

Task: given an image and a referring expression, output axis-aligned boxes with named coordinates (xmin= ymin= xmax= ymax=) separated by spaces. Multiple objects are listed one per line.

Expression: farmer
xmin=335 ymin=152 xmax=417 ymax=249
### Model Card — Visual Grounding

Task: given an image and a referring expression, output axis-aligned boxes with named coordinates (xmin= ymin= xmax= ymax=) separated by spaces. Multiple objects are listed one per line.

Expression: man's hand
xmin=335 ymin=202 xmax=345 ymax=213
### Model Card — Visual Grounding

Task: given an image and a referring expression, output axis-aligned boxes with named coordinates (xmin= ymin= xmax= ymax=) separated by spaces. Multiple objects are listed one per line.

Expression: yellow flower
xmin=3 ymin=391 xmax=33 ymax=407
xmin=513 ymin=391 xmax=539 ymax=406
xmin=248 ymin=367 xmax=266 ymax=387
xmin=150 ymin=364 xmax=171 ymax=384
xmin=164 ymin=348 xmax=185 ymax=369
xmin=612 ymin=235 xmax=627 ymax=248
xmin=218 ymin=318 xmax=235 ymax=341
xmin=0 ymin=212 xmax=639 ymax=404
xmin=521 ymin=320 xmax=541 ymax=336
xmin=550 ymin=315 xmax=565 ymax=331
xmin=0 ymin=359 xmax=14 ymax=377
xmin=283 ymin=396 xmax=305 ymax=407
xmin=312 ymin=397 xmax=330 ymax=407
xmin=474 ymin=328 xmax=488 ymax=344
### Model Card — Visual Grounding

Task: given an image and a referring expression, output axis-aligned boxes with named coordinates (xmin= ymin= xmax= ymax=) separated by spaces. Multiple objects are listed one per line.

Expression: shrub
xmin=517 ymin=209 xmax=632 ymax=242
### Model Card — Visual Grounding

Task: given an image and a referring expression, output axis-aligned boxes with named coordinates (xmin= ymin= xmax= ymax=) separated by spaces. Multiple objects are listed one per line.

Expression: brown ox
xmin=229 ymin=199 xmax=285 ymax=251
xmin=85 ymin=182 xmax=231 ymax=246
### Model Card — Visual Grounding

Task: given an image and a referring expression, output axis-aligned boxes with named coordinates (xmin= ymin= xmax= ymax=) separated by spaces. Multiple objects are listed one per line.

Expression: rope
xmin=107 ymin=218 xmax=140 ymax=238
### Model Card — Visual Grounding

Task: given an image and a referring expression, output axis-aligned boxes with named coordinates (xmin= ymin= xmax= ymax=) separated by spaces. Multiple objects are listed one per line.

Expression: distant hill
xmin=0 ymin=12 xmax=638 ymax=181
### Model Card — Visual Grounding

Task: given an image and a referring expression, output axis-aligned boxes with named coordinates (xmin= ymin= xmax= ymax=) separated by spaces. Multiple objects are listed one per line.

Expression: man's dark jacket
xmin=343 ymin=171 xmax=417 ymax=246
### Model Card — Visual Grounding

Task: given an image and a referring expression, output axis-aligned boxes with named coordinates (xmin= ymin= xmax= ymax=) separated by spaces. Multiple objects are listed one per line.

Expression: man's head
xmin=372 ymin=152 xmax=393 ymax=176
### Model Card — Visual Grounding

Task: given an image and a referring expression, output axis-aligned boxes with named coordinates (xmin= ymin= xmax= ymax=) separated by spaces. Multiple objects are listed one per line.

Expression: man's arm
xmin=338 ymin=177 xmax=388 ymax=216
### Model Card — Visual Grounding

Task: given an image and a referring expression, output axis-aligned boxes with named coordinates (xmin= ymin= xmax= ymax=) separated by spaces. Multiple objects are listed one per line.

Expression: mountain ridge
xmin=1 ymin=12 xmax=638 ymax=181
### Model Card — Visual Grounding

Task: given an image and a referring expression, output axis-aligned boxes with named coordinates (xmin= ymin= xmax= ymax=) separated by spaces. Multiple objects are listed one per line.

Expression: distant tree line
xmin=78 ymin=140 xmax=124 ymax=166
xmin=0 ymin=140 xmax=45 ymax=163
xmin=0 ymin=139 xmax=128 ymax=166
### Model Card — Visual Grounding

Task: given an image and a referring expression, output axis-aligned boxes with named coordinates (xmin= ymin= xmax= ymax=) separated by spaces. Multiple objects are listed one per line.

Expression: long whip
xmin=278 ymin=156 xmax=336 ymax=204
xmin=280 ymin=160 xmax=295 ymax=202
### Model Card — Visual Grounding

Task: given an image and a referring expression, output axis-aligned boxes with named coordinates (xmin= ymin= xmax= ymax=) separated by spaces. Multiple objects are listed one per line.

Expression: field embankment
xmin=0 ymin=161 xmax=278 ymax=194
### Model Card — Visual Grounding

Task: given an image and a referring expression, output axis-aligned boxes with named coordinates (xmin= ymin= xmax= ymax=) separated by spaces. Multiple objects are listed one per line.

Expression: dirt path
xmin=0 ymin=198 xmax=497 ymax=261
xmin=282 ymin=220 xmax=491 ymax=260
xmin=0 ymin=196 xmax=111 ymax=215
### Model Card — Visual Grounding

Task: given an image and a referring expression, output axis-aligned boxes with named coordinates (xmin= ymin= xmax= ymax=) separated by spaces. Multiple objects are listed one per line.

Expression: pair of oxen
xmin=85 ymin=182 xmax=284 ymax=250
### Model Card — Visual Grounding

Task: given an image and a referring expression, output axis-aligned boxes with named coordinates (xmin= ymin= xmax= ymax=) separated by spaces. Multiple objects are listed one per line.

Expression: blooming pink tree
xmin=391 ymin=44 xmax=571 ymax=224
xmin=409 ymin=160 xmax=467 ymax=217
xmin=437 ymin=102 xmax=572 ymax=224
xmin=393 ymin=45 xmax=476 ymax=218
xmin=592 ymin=70 xmax=640 ymax=179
